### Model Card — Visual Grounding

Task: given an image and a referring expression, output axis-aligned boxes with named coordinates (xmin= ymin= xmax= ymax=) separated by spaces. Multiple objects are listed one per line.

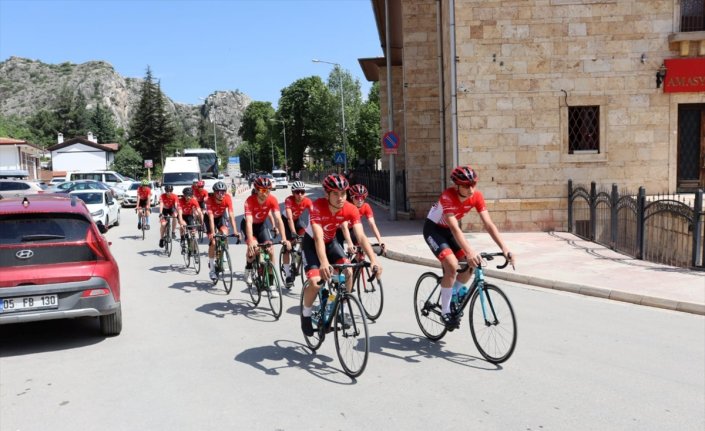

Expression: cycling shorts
xmin=161 ymin=207 xmax=176 ymax=217
xmin=182 ymin=214 xmax=195 ymax=227
xmin=335 ymin=226 xmax=359 ymax=247
xmin=423 ymin=219 xmax=467 ymax=261
xmin=137 ymin=199 xmax=150 ymax=209
xmin=282 ymin=215 xmax=306 ymax=241
xmin=205 ymin=215 xmax=227 ymax=234
xmin=240 ymin=219 xmax=273 ymax=244
xmin=302 ymin=233 xmax=349 ymax=279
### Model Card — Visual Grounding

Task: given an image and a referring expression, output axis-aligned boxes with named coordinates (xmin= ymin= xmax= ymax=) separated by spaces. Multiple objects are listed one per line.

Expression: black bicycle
xmin=160 ymin=215 xmax=177 ymax=257
xmin=248 ymin=242 xmax=284 ymax=319
xmin=299 ymin=261 xmax=373 ymax=378
xmin=278 ymin=234 xmax=305 ymax=289
xmin=348 ymin=243 xmax=385 ymax=321
xmin=213 ymin=232 xmax=238 ymax=293
xmin=413 ymin=252 xmax=517 ymax=364
xmin=181 ymin=224 xmax=201 ymax=274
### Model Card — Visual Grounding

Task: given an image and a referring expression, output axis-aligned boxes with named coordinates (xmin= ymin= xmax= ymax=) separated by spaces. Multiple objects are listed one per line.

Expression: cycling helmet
xmin=182 ymin=187 xmax=193 ymax=197
xmin=196 ymin=180 xmax=205 ymax=188
xmin=213 ymin=181 xmax=227 ymax=192
xmin=164 ymin=184 xmax=174 ymax=192
xmin=450 ymin=165 xmax=478 ymax=186
xmin=141 ymin=179 xmax=149 ymax=186
xmin=322 ymin=173 xmax=349 ymax=192
xmin=253 ymin=176 xmax=273 ymax=190
xmin=349 ymin=184 xmax=368 ymax=199
xmin=192 ymin=179 xmax=199 ymax=186
xmin=291 ymin=181 xmax=305 ymax=191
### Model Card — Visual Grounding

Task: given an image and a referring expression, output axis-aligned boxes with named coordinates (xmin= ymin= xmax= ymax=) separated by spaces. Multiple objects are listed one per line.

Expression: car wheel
xmin=114 ymin=209 xmax=120 ymax=226
xmin=99 ymin=305 xmax=122 ymax=336
xmin=105 ymin=216 xmax=110 ymax=229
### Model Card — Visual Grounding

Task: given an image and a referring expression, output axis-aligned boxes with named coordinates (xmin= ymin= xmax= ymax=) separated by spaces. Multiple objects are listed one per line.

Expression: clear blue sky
xmin=0 ymin=0 xmax=382 ymax=106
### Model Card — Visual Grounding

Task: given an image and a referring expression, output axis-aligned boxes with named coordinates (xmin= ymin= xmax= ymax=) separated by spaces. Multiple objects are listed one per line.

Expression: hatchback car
xmin=69 ymin=190 xmax=121 ymax=229
xmin=122 ymin=181 xmax=160 ymax=207
xmin=0 ymin=179 xmax=45 ymax=199
xmin=271 ymin=170 xmax=289 ymax=189
xmin=50 ymin=179 xmax=114 ymax=196
xmin=0 ymin=195 xmax=122 ymax=335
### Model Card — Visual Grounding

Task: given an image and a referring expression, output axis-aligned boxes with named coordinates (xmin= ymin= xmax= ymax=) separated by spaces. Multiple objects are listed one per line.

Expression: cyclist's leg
xmin=282 ymin=216 xmax=292 ymax=265
xmin=328 ymin=239 xmax=353 ymax=292
xmin=423 ymin=220 xmax=461 ymax=318
xmin=301 ymin=235 xmax=323 ymax=308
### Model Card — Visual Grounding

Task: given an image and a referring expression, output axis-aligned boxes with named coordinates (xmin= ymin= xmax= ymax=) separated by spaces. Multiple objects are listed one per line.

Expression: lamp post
xmin=270 ymin=118 xmax=288 ymax=173
xmin=312 ymin=58 xmax=347 ymax=172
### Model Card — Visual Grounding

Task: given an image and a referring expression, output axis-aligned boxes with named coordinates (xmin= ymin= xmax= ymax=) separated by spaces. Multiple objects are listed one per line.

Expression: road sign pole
xmin=385 ymin=0 xmax=396 ymax=221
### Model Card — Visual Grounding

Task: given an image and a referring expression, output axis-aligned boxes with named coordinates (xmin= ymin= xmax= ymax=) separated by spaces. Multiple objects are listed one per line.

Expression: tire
xmin=114 ymin=210 xmax=120 ymax=226
xmin=278 ymin=247 xmax=289 ymax=289
xmin=191 ymin=237 xmax=201 ymax=274
xmin=413 ymin=272 xmax=448 ymax=341
xmin=298 ymin=251 xmax=306 ymax=287
xmin=356 ymin=265 xmax=384 ymax=321
xmin=221 ymin=248 xmax=234 ymax=294
xmin=248 ymin=261 xmax=261 ymax=305
xmin=99 ymin=305 xmax=122 ymax=336
xmin=165 ymin=230 xmax=172 ymax=257
xmin=300 ymin=280 xmax=324 ymax=351
xmin=182 ymin=237 xmax=191 ymax=267
xmin=265 ymin=261 xmax=283 ymax=319
xmin=469 ymin=283 xmax=517 ymax=364
xmin=334 ymin=295 xmax=369 ymax=378
xmin=141 ymin=215 xmax=146 ymax=240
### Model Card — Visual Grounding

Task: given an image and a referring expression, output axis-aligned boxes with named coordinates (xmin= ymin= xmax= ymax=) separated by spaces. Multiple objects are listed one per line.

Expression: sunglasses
xmin=215 ymin=190 xmax=227 ymax=195
xmin=257 ymin=188 xmax=270 ymax=193
xmin=354 ymin=196 xmax=365 ymax=201
xmin=293 ymin=190 xmax=305 ymax=195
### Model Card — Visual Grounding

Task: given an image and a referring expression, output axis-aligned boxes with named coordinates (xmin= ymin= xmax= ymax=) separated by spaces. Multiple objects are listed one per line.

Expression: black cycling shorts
xmin=302 ymin=233 xmax=347 ymax=273
xmin=205 ymin=215 xmax=227 ymax=234
xmin=240 ymin=219 xmax=273 ymax=244
xmin=161 ymin=207 xmax=176 ymax=218
xmin=282 ymin=215 xmax=306 ymax=241
xmin=423 ymin=219 xmax=466 ymax=261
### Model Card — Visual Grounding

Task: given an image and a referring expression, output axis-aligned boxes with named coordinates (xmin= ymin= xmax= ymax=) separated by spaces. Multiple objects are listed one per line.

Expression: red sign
xmin=663 ymin=58 xmax=705 ymax=93
xmin=382 ymin=131 xmax=400 ymax=155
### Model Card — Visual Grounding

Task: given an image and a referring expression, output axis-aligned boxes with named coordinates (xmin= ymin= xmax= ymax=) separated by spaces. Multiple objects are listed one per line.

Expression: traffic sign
xmin=228 ymin=156 xmax=240 ymax=164
xmin=382 ymin=131 xmax=400 ymax=154
xmin=144 ymin=159 xmax=153 ymax=168
xmin=333 ymin=152 xmax=346 ymax=165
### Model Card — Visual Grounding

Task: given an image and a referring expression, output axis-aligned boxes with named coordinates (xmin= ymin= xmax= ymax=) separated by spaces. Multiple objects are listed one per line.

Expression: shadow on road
xmin=195 ymin=299 xmax=279 ymax=322
xmin=119 ymin=235 xmax=144 ymax=240
xmin=0 ymin=319 xmax=105 ymax=357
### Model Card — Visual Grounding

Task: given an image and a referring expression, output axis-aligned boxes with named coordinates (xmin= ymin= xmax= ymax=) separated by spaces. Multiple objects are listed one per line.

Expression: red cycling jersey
xmin=356 ymin=202 xmax=374 ymax=219
xmin=137 ymin=186 xmax=151 ymax=200
xmin=206 ymin=193 xmax=233 ymax=218
xmin=244 ymin=194 xmax=280 ymax=224
xmin=178 ymin=196 xmax=199 ymax=216
xmin=306 ymin=198 xmax=361 ymax=243
xmin=160 ymin=193 xmax=178 ymax=209
xmin=426 ymin=187 xmax=487 ymax=227
xmin=284 ymin=195 xmax=313 ymax=220
xmin=193 ymin=187 xmax=208 ymax=203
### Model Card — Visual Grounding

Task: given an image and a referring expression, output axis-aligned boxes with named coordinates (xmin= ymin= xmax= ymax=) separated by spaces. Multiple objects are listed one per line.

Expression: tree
xmin=326 ymin=67 xmax=362 ymax=165
xmin=353 ymin=82 xmax=381 ymax=168
xmin=111 ymin=142 xmax=143 ymax=178
xmin=238 ymin=101 xmax=276 ymax=172
xmin=90 ymin=104 xmax=120 ymax=143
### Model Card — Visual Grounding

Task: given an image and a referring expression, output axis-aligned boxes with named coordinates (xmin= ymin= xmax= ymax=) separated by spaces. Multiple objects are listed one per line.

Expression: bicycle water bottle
xmin=258 ymin=251 xmax=265 ymax=264
xmin=337 ymin=272 xmax=346 ymax=284
xmin=324 ymin=290 xmax=337 ymax=321
xmin=458 ymin=286 xmax=469 ymax=302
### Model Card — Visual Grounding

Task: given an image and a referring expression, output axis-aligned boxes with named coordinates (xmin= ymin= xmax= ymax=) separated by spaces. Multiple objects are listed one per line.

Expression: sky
xmin=0 ymin=0 xmax=383 ymax=106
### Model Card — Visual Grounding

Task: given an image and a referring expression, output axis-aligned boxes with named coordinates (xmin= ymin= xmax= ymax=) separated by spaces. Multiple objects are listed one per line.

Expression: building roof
xmin=48 ymin=136 xmax=118 ymax=152
xmin=358 ymin=0 xmax=403 ymax=82
xmin=0 ymin=137 xmax=43 ymax=151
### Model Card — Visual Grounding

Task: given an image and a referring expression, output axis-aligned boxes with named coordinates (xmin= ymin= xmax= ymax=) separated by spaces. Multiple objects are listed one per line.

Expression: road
xmin=2 ymin=187 xmax=704 ymax=430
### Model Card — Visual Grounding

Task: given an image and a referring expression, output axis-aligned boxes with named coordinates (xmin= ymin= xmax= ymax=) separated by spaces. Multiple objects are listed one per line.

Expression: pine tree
xmin=90 ymin=104 xmax=119 ymax=143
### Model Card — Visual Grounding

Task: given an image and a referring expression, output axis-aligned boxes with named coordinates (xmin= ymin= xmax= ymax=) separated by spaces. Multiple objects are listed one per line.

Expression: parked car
xmin=0 ymin=194 xmax=122 ymax=335
xmin=50 ymin=179 xmax=115 ymax=197
xmin=271 ymin=170 xmax=289 ymax=189
xmin=122 ymin=181 xmax=160 ymax=207
xmin=0 ymin=179 xmax=45 ymax=199
xmin=61 ymin=170 xmax=132 ymax=191
xmin=69 ymin=190 xmax=120 ymax=229
xmin=50 ymin=178 xmax=66 ymax=185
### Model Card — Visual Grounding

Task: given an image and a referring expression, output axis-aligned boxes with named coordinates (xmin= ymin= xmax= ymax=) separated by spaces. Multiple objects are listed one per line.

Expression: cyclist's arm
xmin=245 ymin=214 xmax=256 ymax=244
xmin=340 ymin=221 xmax=355 ymax=251
xmin=273 ymin=210 xmax=289 ymax=247
xmin=351 ymin=223 xmax=383 ymax=278
xmin=366 ymin=217 xmax=383 ymax=245
xmin=207 ymin=210 xmax=215 ymax=236
xmin=285 ymin=207 xmax=297 ymax=233
xmin=177 ymin=207 xmax=186 ymax=226
xmin=158 ymin=197 xmax=163 ymax=215
xmin=227 ymin=207 xmax=240 ymax=236
xmin=478 ymin=210 xmax=514 ymax=265
xmin=444 ymin=213 xmax=479 ymax=265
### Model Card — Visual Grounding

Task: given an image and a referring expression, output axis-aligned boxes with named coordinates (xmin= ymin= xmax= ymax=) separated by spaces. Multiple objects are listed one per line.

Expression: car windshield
xmin=72 ymin=192 xmax=104 ymax=205
xmin=129 ymin=183 xmax=141 ymax=190
xmin=163 ymin=173 xmax=199 ymax=185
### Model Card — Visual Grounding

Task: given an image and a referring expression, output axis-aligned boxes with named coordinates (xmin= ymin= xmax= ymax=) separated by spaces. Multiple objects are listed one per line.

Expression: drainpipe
xmin=386 ymin=0 xmax=397 ymax=220
xmin=437 ymin=0 xmax=446 ymax=190
xmin=449 ymin=0 xmax=458 ymax=167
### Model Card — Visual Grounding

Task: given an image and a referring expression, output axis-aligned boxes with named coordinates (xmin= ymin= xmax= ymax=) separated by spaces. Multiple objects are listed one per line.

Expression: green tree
xmin=90 ymin=104 xmax=120 ymax=143
xmin=353 ymin=82 xmax=381 ymax=168
xmin=0 ymin=114 xmax=35 ymax=141
xmin=326 ymin=67 xmax=362 ymax=166
xmin=111 ymin=142 xmax=143 ymax=178
xmin=238 ymin=101 xmax=276 ymax=172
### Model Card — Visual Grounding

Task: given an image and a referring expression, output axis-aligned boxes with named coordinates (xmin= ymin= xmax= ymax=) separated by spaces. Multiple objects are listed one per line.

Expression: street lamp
xmin=270 ymin=118 xmax=287 ymax=173
xmin=312 ymin=58 xmax=347 ymax=172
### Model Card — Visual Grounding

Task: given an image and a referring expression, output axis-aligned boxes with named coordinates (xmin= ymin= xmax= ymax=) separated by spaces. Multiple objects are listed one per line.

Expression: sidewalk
xmin=368 ymin=203 xmax=705 ymax=316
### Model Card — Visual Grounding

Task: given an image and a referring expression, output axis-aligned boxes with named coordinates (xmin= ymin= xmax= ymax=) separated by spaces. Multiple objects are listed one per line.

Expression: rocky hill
xmin=0 ymin=57 xmax=250 ymax=149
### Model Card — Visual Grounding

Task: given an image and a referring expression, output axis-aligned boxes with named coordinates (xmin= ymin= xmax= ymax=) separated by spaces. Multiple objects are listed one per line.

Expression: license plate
xmin=0 ymin=295 xmax=58 ymax=313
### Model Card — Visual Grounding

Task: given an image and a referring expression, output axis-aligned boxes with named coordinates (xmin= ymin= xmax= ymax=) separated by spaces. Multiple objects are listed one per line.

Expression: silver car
xmin=0 ymin=179 xmax=45 ymax=199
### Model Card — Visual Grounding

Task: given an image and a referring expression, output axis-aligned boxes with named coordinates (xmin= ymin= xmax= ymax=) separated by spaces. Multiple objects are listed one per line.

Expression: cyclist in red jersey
xmin=158 ymin=185 xmax=179 ymax=248
xmin=242 ymin=176 xmax=289 ymax=293
xmin=281 ymin=180 xmax=313 ymax=284
xmin=192 ymin=179 xmax=208 ymax=210
xmin=424 ymin=165 xmax=514 ymax=330
xmin=336 ymin=184 xmax=385 ymax=255
xmin=300 ymin=174 xmax=383 ymax=337
xmin=136 ymin=179 xmax=152 ymax=230
xmin=206 ymin=181 xmax=241 ymax=281
xmin=177 ymin=187 xmax=203 ymax=253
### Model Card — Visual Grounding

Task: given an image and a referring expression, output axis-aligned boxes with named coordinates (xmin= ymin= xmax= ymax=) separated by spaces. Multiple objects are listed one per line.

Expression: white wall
xmin=52 ymin=143 xmax=109 ymax=172
xmin=0 ymin=147 xmax=21 ymax=170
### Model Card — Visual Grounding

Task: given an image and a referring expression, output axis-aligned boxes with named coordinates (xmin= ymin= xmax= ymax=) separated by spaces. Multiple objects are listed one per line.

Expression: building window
xmin=568 ymin=106 xmax=600 ymax=153
xmin=681 ymin=0 xmax=705 ymax=32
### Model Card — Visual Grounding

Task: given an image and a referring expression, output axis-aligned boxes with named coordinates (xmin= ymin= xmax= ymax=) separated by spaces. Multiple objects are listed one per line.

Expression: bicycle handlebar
xmin=456 ymin=252 xmax=513 ymax=273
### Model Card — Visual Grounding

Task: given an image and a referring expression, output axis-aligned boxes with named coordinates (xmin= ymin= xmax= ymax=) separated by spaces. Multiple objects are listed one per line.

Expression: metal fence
xmin=568 ymin=180 xmax=705 ymax=269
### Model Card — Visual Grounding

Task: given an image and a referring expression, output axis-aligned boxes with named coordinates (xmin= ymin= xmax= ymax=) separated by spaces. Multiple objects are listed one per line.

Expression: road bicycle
xmin=181 ymin=224 xmax=201 ymax=274
xmin=413 ymin=252 xmax=517 ymax=364
xmin=299 ymin=261 xmax=373 ymax=378
xmin=248 ymin=242 xmax=284 ymax=319
xmin=160 ymin=215 xmax=177 ymax=257
xmin=213 ymin=232 xmax=238 ymax=293
xmin=347 ymin=243 xmax=385 ymax=321
xmin=278 ymin=233 xmax=305 ymax=289
xmin=137 ymin=207 xmax=148 ymax=240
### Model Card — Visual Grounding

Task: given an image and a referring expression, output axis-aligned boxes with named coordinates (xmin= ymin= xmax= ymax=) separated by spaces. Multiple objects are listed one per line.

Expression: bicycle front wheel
xmin=300 ymin=281 xmax=324 ymax=351
xmin=277 ymin=247 xmax=290 ymax=289
xmin=469 ymin=283 xmax=517 ymax=364
xmin=141 ymin=215 xmax=146 ymax=240
xmin=265 ymin=261 xmax=283 ymax=319
xmin=191 ymin=237 xmax=201 ymax=274
xmin=220 ymin=248 xmax=234 ymax=294
xmin=413 ymin=272 xmax=448 ymax=341
xmin=182 ymin=236 xmax=191 ymax=268
xmin=164 ymin=231 xmax=172 ymax=257
xmin=248 ymin=262 xmax=261 ymax=305
xmin=356 ymin=265 xmax=384 ymax=321
xmin=334 ymin=295 xmax=369 ymax=378
xmin=298 ymin=251 xmax=306 ymax=287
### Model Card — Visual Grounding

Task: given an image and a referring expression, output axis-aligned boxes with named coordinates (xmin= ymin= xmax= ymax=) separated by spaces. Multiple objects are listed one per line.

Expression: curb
xmin=385 ymin=249 xmax=705 ymax=316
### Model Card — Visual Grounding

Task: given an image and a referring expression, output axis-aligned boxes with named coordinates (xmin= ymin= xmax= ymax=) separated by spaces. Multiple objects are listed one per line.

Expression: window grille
xmin=568 ymin=106 xmax=600 ymax=153
xmin=681 ymin=0 xmax=705 ymax=32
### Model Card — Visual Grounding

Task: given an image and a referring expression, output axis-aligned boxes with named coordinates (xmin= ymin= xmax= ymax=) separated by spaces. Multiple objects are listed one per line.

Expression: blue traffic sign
xmin=334 ymin=152 xmax=346 ymax=165
xmin=228 ymin=156 xmax=240 ymax=164
xmin=382 ymin=131 xmax=400 ymax=149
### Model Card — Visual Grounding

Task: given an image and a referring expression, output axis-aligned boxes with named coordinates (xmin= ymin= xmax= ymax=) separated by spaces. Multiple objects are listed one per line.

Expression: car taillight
xmin=86 ymin=227 xmax=108 ymax=260
xmin=81 ymin=288 xmax=110 ymax=297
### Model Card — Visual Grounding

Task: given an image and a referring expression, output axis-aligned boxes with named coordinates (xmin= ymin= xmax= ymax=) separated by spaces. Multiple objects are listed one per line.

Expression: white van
xmin=271 ymin=170 xmax=288 ymax=189
xmin=162 ymin=157 xmax=201 ymax=195
xmin=64 ymin=171 xmax=131 ymax=191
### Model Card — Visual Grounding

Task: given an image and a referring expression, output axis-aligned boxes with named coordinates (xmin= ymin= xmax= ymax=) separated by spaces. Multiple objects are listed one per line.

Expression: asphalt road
xmin=2 ymin=187 xmax=704 ymax=431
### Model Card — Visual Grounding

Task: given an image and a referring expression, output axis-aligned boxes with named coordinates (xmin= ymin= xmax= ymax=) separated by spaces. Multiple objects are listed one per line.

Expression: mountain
xmin=0 ymin=56 xmax=250 ymax=149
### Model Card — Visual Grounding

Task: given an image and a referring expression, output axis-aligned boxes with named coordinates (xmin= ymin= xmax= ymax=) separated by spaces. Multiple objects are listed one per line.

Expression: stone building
xmin=359 ymin=0 xmax=705 ymax=231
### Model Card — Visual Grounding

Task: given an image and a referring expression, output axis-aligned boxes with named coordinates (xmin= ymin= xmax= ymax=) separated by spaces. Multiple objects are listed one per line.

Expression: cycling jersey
xmin=244 ymin=194 xmax=280 ymax=224
xmin=305 ymin=198 xmax=360 ymax=244
xmin=206 ymin=193 xmax=233 ymax=218
xmin=357 ymin=202 xmax=374 ymax=219
xmin=284 ymin=195 xmax=313 ymax=220
xmin=137 ymin=186 xmax=151 ymax=200
xmin=178 ymin=196 xmax=199 ymax=216
xmin=193 ymin=187 xmax=208 ymax=203
xmin=160 ymin=193 xmax=178 ymax=209
xmin=426 ymin=187 xmax=486 ymax=227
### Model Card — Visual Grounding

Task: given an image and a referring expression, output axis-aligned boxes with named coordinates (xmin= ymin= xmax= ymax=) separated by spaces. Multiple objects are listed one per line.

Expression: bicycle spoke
xmin=469 ymin=284 xmax=517 ymax=364
xmin=356 ymin=266 xmax=384 ymax=321
xmin=334 ymin=295 xmax=369 ymax=378
xmin=413 ymin=272 xmax=447 ymax=341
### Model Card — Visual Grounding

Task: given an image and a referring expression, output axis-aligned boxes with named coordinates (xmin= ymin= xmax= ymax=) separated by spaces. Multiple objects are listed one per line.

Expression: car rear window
xmin=272 ymin=172 xmax=286 ymax=178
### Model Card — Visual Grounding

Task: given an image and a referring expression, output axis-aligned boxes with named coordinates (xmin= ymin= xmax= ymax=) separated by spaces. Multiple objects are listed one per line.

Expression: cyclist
xmin=300 ymin=174 xmax=383 ymax=337
xmin=281 ymin=181 xmax=313 ymax=285
xmin=242 ymin=176 xmax=290 ymax=297
xmin=177 ymin=187 xmax=204 ymax=253
xmin=424 ymin=165 xmax=514 ymax=330
xmin=158 ymin=185 xmax=179 ymax=248
xmin=206 ymin=181 xmax=241 ymax=282
xmin=136 ymin=179 xmax=152 ymax=230
xmin=336 ymin=184 xmax=385 ymax=256
xmin=192 ymin=179 xmax=208 ymax=224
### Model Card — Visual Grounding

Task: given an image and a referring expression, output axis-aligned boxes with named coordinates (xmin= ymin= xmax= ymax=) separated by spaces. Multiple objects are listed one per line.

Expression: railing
xmin=568 ymin=180 xmax=704 ymax=269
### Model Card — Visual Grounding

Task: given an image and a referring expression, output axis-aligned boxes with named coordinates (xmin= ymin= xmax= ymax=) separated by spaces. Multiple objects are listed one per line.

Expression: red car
xmin=0 ymin=194 xmax=122 ymax=335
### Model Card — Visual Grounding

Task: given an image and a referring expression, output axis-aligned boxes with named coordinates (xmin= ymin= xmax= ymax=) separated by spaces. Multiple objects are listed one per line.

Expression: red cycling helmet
xmin=253 ymin=176 xmax=273 ymax=190
xmin=450 ymin=165 xmax=478 ymax=186
xmin=322 ymin=174 xmax=349 ymax=192
xmin=349 ymin=184 xmax=368 ymax=199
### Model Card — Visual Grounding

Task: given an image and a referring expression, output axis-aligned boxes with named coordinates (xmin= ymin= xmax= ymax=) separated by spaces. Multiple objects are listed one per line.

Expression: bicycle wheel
xmin=248 ymin=261 xmax=261 ymax=305
xmin=334 ymin=295 xmax=369 ymax=378
xmin=141 ymin=214 xmax=146 ymax=240
xmin=413 ymin=272 xmax=448 ymax=341
xmin=182 ymin=235 xmax=191 ymax=267
xmin=164 ymin=229 xmax=172 ymax=257
xmin=356 ymin=265 xmax=384 ymax=321
xmin=298 ymin=251 xmax=306 ymax=287
xmin=191 ymin=237 xmax=201 ymax=274
xmin=300 ymin=281 xmax=324 ymax=351
xmin=265 ymin=261 xmax=283 ymax=319
xmin=277 ymin=247 xmax=289 ymax=289
xmin=469 ymin=283 xmax=517 ymax=364
xmin=220 ymin=247 xmax=234 ymax=294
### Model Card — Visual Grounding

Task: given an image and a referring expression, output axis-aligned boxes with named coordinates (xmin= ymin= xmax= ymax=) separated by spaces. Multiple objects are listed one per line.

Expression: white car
xmin=271 ymin=170 xmax=288 ymax=189
xmin=69 ymin=190 xmax=121 ymax=229
xmin=122 ymin=181 xmax=160 ymax=207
